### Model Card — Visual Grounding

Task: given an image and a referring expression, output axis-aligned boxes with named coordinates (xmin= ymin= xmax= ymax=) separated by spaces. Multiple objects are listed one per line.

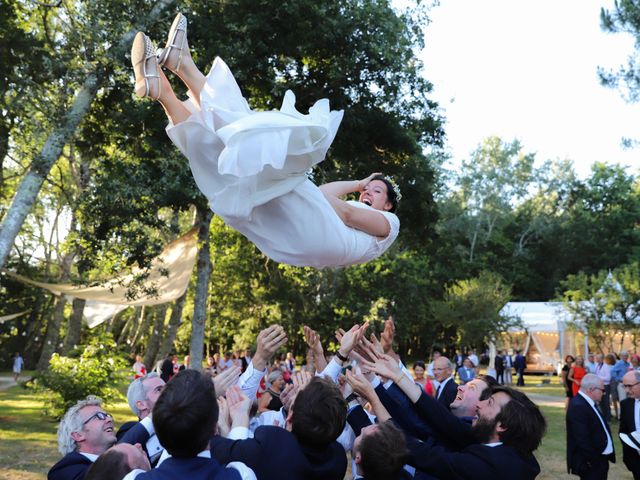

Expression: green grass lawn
xmin=0 ymin=372 xmax=634 ymax=479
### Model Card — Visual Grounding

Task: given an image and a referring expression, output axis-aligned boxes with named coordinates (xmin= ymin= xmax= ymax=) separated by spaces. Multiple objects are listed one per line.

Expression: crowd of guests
xmin=48 ymin=320 xmax=547 ymax=480
xmin=563 ymin=350 xmax=640 ymax=479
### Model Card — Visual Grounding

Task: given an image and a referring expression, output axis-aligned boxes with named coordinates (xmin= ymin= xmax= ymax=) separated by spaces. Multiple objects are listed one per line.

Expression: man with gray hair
xmin=48 ymin=396 xmax=116 ymax=480
xmin=619 ymin=370 xmax=640 ymax=479
xmin=566 ymin=373 xmax=616 ymax=480
xmin=432 ymin=356 xmax=458 ymax=409
xmin=117 ymin=373 xmax=166 ymax=465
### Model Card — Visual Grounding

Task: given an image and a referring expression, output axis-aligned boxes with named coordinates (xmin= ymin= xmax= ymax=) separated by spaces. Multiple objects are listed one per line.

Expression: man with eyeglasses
xmin=566 ymin=373 xmax=616 ymax=480
xmin=619 ymin=370 xmax=640 ymax=479
xmin=48 ymin=396 xmax=117 ymax=480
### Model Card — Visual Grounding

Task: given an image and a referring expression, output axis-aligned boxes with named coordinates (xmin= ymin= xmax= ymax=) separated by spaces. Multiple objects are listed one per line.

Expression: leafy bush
xmin=31 ymin=334 xmax=127 ymax=418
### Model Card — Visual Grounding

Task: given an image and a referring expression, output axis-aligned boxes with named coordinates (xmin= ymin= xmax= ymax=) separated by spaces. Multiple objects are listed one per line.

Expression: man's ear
xmin=496 ymin=422 xmax=507 ymax=434
xmin=354 ymin=452 xmax=362 ymax=465
xmin=70 ymin=431 xmax=85 ymax=444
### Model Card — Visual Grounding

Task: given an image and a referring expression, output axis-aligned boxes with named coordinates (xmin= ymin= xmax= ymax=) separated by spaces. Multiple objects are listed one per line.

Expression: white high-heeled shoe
xmin=157 ymin=13 xmax=188 ymax=73
xmin=131 ymin=32 xmax=162 ymax=100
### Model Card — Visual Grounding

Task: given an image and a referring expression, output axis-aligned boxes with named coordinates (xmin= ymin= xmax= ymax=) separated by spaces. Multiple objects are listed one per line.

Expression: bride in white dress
xmin=131 ymin=14 xmax=400 ymax=268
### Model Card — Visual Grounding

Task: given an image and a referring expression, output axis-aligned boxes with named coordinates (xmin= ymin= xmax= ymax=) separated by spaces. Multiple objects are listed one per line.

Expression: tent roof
xmin=500 ymin=302 xmax=572 ymax=332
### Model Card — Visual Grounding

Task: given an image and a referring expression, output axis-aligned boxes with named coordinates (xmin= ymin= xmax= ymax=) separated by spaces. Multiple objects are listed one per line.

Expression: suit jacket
xmin=117 ymin=420 xmax=163 ymax=465
xmin=48 ymin=451 xmax=93 ymax=480
xmin=211 ymin=425 xmax=346 ymax=480
xmin=514 ymin=355 xmax=526 ymax=370
xmin=133 ymin=456 xmax=240 ymax=480
xmin=458 ymin=368 xmax=475 ymax=384
xmin=116 ymin=420 xmax=138 ymax=441
xmin=494 ymin=355 xmax=504 ymax=371
xmin=375 ymin=383 xmax=436 ymax=441
xmin=436 ymin=378 xmax=458 ymax=409
xmin=566 ymin=393 xmax=616 ymax=474
xmin=620 ymin=397 xmax=640 ymax=475
xmin=407 ymin=437 xmax=540 ymax=480
xmin=413 ymin=391 xmax=474 ymax=450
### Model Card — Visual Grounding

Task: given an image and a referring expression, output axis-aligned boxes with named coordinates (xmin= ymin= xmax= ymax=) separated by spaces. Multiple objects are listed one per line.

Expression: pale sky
xmin=419 ymin=0 xmax=640 ymax=178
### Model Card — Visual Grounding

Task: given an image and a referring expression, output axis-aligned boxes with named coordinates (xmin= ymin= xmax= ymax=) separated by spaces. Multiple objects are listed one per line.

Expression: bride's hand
xmin=357 ymin=172 xmax=382 ymax=191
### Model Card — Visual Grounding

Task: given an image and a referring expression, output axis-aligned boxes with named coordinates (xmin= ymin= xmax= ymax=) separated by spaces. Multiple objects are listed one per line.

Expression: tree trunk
xmin=156 ymin=292 xmax=187 ymax=366
xmin=23 ymin=294 xmax=51 ymax=367
xmin=0 ymin=73 xmax=99 ymax=270
xmin=144 ymin=305 xmax=168 ymax=369
xmin=117 ymin=309 xmax=136 ymax=346
xmin=130 ymin=306 xmax=150 ymax=352
xmin=0 ymin=0 xmax=176 ymax=270
xmin=36 ymin=296 xmax=67 ymax=371
xmin=190 ymin=208 xmax=213 ymax=370
xmin=61 ymin=297 xmax=86 ymax=354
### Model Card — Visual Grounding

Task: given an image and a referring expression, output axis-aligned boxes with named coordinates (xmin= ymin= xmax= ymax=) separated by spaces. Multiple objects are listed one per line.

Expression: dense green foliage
xmin=0 ymin=0 xmax=639 ymax=369
xmin=31 ymin=335 xmax=127 ymax=418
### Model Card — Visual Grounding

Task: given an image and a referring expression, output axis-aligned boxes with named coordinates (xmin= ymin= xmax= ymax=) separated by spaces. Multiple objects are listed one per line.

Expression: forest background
xmin=1 ymin=0 xmax=639 ymax=374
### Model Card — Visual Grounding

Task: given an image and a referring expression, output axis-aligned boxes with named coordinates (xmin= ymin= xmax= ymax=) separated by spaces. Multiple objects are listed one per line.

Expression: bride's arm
xmin=322 ymin=194 xmax=391 ymax=237
xmin=318 ymin=172 xmax=381 ymax=198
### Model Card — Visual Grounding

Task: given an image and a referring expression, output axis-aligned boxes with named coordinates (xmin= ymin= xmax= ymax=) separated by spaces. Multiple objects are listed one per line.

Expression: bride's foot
xmin=157 ymin=13 xmax=190 ymax=73
xmin=131 ymin=32 xmax=162 ymax=100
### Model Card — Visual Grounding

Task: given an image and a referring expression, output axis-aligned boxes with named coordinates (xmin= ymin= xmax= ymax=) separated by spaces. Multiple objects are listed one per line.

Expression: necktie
xmin=436 ymin=385 xmax=441 ymax=398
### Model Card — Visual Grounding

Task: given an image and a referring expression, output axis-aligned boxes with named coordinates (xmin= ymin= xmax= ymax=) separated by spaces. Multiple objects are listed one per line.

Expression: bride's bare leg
xmin=158 ymin=13 xmax=206 ymax=107
xmin=157 ymin=70 xmax=191 ymax=125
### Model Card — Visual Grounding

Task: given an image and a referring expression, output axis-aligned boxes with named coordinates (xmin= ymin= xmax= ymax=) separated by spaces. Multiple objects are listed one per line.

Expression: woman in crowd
xmin=568 ymin=355 xmax=587 ymax=397
xmin=412 ymin=360 xmax=434 ymax=396
xmin=561 ymin=354 xmax=575 ymax=409
xmin=132 ymin=355 xmax=146 ymax=379
xmin=258 ymin=371 xmax=285 ymax=413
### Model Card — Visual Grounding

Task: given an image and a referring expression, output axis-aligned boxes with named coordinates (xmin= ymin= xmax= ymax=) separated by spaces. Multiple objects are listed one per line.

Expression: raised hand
xmin=336 ymin=323 xmax=369 ymax=360
xmin=380 ymin=317 xmax=395 ymax=354
xmin=226 ymin=385 xmax=252 ymax=428
xmin=253 ymin=324 xmax=288 ymax=371
xmin=213 ymin=365 xmax=241 ymax=398
xmin=345 ymin=369 xmax=376 ymax=403
xmin=358 ymin=172 xmax=383 ymax=191
xmin=216 ymin=396 xmax=231 ymax=437
xmin=361 ymin=348 xmax=402 ymax=381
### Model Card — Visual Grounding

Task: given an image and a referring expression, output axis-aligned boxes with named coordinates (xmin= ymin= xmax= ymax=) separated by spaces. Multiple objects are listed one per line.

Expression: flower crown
xmin=384 ymin=175 xmax=402 ymax=202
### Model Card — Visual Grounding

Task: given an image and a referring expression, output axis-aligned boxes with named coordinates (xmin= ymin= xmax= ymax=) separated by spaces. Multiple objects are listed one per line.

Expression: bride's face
xmin=359 ymin=180 xmax=392 ymax=211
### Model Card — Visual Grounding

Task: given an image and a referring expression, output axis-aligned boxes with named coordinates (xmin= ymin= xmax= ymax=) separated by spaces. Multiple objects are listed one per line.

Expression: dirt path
xmin=526 ymin=392 xmax=565 ymax=408
xmin=0 ymin=376 xmax=17 ymax=391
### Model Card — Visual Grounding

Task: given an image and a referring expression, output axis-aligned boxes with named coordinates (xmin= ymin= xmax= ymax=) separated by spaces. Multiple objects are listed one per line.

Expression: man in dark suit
xmin=406 ymin=385 xmax=544 ymax=479
xmin=117 ymin=373 xmax=166 ymax=464
xmin=433 ymin=356 xmax=458 ymax=409
xmin=494 ymin=352 xmax=505 ymax=384
xmin=128 ymin=369 xmax=252 ymax=479
xmin=514 ymin=350 xmax=526 ymax=386
xmin=619 ymin=370 xmax=640 ymax=479
xmin=48 ymin=396 xmax=117 ymax=480
xmin=352 ymin=420 xmax=410 ymax=480
xmin=566 ymin=373 xmax=616 ymax=479
xmin=211 ymin=376 xmax=348 ymax=480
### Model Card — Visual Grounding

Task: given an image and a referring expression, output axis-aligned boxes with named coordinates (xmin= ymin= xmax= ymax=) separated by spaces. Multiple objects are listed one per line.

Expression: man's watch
xmin=336 ymin=350 xmax=349 ymax=362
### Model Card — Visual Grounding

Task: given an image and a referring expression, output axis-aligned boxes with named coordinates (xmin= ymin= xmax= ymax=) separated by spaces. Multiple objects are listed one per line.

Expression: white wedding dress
xmin=166 ymin=58 xmax=399 ymax=268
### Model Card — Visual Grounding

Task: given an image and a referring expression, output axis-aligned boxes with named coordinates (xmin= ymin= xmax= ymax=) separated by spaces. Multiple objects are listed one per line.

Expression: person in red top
xmin=569 ymin=355 xmax=587 ymax=397
xmin=413 ymin=360 xmax=434 ymax=396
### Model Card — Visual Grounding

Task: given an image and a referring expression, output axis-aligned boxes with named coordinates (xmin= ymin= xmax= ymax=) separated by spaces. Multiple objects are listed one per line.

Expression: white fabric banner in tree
xmin=5 ymin=230 xmax=198 ymax=327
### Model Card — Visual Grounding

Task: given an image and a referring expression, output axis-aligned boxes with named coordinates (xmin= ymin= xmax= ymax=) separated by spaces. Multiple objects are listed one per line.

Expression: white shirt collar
xmin=483 ymin=442 xmax=503 ymax=447
xmin=78 ymin=452 xmax=99 ymax=462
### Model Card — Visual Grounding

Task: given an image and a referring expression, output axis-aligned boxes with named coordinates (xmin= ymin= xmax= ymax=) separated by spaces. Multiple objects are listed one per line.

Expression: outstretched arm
xmin=319 ymin=173 xmax=391 ymax=238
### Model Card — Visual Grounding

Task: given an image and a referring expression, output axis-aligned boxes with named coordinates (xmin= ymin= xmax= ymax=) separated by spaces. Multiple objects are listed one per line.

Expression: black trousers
xmin=577 ymin=455 xmax=609 ymax=480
